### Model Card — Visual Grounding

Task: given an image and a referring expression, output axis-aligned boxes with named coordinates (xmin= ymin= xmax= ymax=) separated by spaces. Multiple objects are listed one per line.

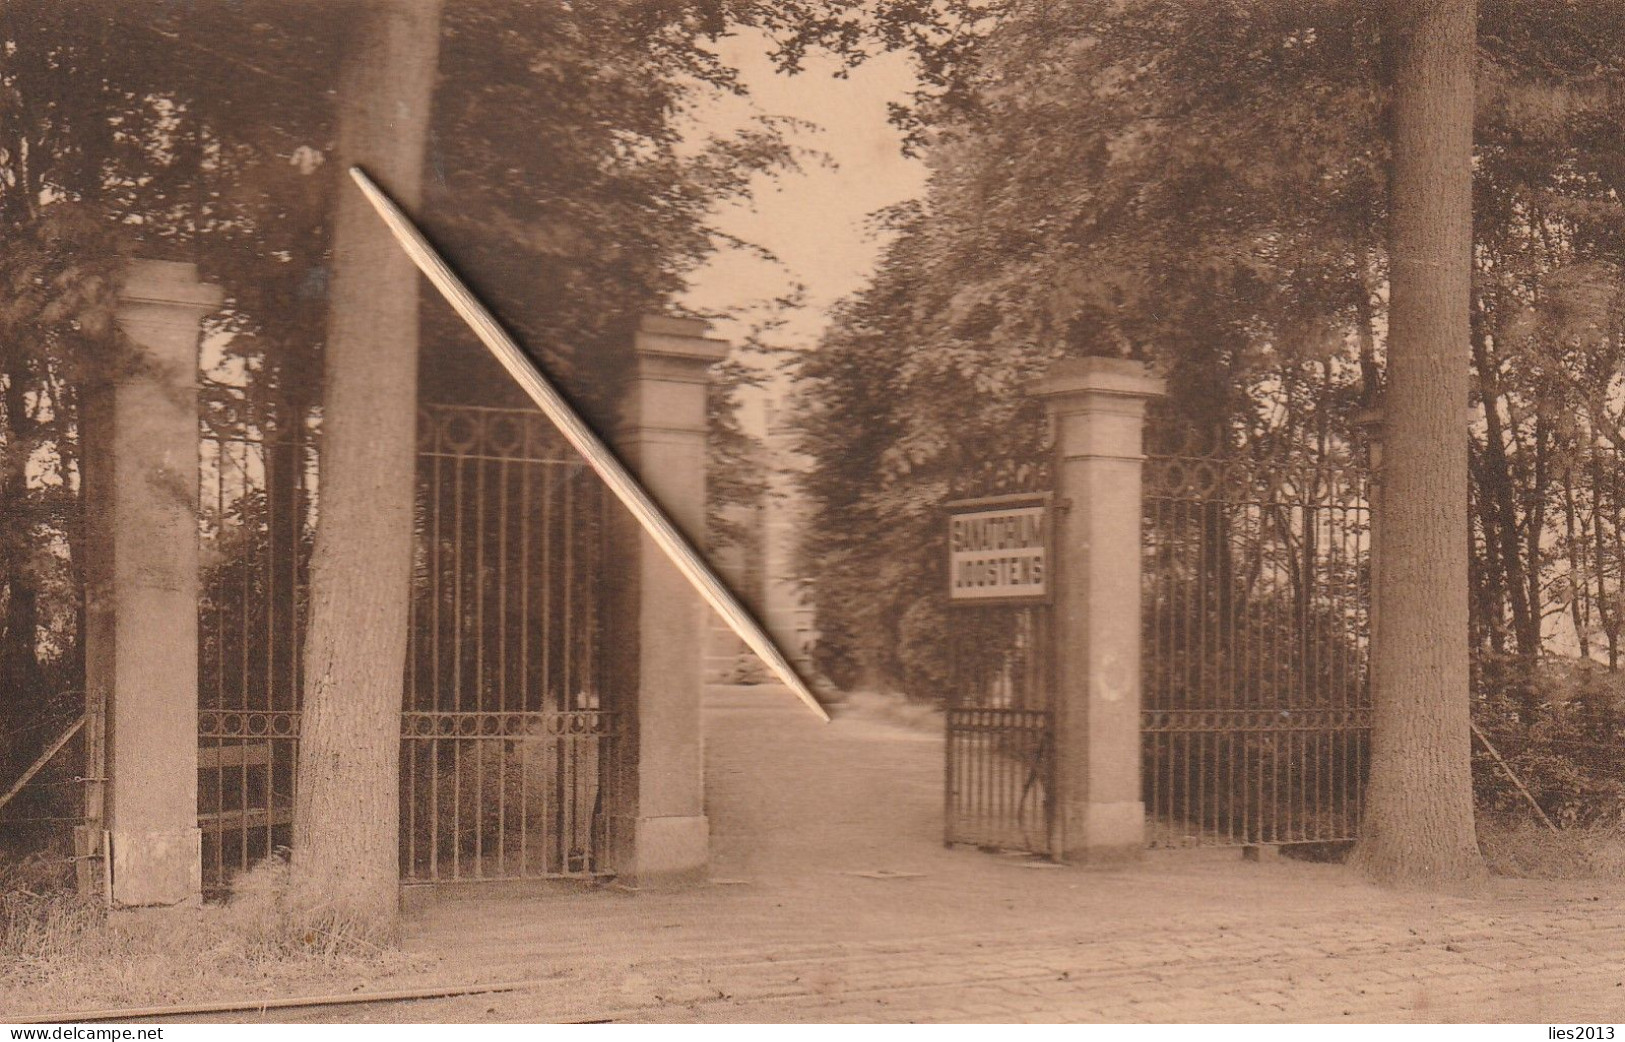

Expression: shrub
xmin=809 ymin=627 xmax=864 ymax=692
xmin=1472 ymin=657 xmax=1625 ymax=828
xmin=727 ymin=653 xmax=770 ymax=685
xmin=1 ymin=849 xmax=103 ymax=972
xmin=400 ymin=735 xmax=604 ymax=876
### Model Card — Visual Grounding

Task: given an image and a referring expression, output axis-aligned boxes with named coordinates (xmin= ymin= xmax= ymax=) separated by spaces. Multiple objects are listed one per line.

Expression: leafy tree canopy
xmin=796 ymin=0 xmax=1625 ymax=691
xmin=0 ymin=0 xmax=856 ymax=797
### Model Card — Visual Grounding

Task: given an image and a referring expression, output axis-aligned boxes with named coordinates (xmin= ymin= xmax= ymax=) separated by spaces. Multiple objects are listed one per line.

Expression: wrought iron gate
xmin=199 ymin=399 xmax=619 ymax=893
xmin=401 ymin=405 xmax=619 ymax=883
xmin=1141 ymin=440 xmax=1372 ymax=848
xmin=944 ymin=606 xmax=1054 ymax=854
xmin=198 ymin=386 xmax=307 ymax=890
xmin=943 ymin=482 xmax=1056 ymax=857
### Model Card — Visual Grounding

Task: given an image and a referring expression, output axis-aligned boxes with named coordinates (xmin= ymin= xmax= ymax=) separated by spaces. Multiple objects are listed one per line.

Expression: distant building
xmin=707 ymin=398 xmax=818 ymax=684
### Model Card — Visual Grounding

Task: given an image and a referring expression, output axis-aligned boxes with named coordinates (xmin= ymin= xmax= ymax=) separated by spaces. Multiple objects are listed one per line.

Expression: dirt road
xmin=192 ymin=684 xmax=1625 ymax=1023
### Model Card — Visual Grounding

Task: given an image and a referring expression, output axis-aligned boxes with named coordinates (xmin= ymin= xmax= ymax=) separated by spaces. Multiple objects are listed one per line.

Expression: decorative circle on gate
xmin=418 ymin=404 xmax=582 ymax=465
xmin=486 ymin=412 xmax=527 ymax=456
xmin=440 ymin=410 xmax=481 ymax=454
xmin=1144 ymin=451 xmax=1369 ymax=504
xmin=415 ymin=410 xmax=435 ymax=453
xmin=199 ymin=710 xmax=302 ymax=738
xmin=1195 ymin=461 xmax=1224 ymax=497
xmin=523 ymin=413 xmax=567 ymax=461
xmin=1159 ymin=461 xmax=1187 ymax=496
xmin=1218 ymin=463 xmax=1253 ymax=501
xmin=1260 ymin=468 xmax=1300 ymax=504
xmin=397 ymin=711 xmax=624 ymax=739
xmin=1140 ymin=708 xmax=1373 ymax=733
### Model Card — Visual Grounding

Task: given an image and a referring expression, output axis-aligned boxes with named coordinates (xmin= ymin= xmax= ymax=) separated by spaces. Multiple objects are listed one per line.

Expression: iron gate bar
xmin=943 ymin=598 xmax=1056 ymax=857
xmin=199 ymin=390 xmax=311 ymax=890
xmin=941 ymin=473 xmax=1057 ymax=858
xmin=1142 ymin=444 xmax=1371 ymax=848
xmin=398 ymin=710 xmax=621 ymax=883
xmin=945 ymin=708 xmax=1054 ymax=851
xmin=406 ymin=405 xmax=612 ymax=884
xmin=351 ymin=167 xmax=828 ymax=721
xmin=200 ymin=403 xmax=621 ymax=894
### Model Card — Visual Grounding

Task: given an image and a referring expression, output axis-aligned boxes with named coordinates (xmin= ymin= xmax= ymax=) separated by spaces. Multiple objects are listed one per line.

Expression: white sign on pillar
xmin=946 ymin=494 xmax=1051 ymax=604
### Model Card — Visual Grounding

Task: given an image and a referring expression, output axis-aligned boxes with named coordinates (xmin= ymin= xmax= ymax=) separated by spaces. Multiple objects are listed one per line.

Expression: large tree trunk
xmin=291 ymin=0 xmax=442 ymax=942
xmin=1352 ymin=0 xmax=1487 ymax=889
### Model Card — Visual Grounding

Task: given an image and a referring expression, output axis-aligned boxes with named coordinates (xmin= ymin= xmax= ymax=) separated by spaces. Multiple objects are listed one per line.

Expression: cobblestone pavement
xmin=302 ymin=686 xmax=1625 ymax=1023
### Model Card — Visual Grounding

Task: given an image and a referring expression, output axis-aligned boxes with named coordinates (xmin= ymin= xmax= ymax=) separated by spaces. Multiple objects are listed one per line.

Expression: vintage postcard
xmin=0 ymin=0 xmax=1619 ymax=1029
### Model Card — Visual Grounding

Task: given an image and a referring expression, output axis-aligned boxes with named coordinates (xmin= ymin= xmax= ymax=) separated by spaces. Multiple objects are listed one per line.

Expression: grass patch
xmin=1 ymin=851 xmax=431 ymax=1019
xmin=1478 ymin=814 xmax=1625 ymax=880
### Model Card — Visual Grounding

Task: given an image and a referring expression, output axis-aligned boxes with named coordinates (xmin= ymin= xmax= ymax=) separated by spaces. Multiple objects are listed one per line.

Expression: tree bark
xmin=1351 ymin=0 xmax=1488 ymax=889
xmin=291 ymin=0 xmax=442 ymax=942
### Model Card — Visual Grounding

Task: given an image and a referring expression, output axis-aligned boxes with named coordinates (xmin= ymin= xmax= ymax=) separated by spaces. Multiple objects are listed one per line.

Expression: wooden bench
xmin=198 ymin=743 xmax=273 ymax=770
xmin=197 ymin=743 xmax=294 ymax=833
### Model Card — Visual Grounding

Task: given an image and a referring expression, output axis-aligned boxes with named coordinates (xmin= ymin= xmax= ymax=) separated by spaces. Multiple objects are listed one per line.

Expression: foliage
xmin=1 ymin=849 xmax=423 ymax=1017
xmin=706 ymin=355 xmax=769 ymax=555
xmin=796 ymin=1 xmax=1625 ymax=704
xmin=726 ymin=653 xmax=772 ymax=685
xmin=796 ymin=1 xmax=1386 ymax=691
xmin=1477 ymin=814 xmax=1625 ymax=879
xmin=1473 ymin=657 xmax=1625 ymax=827
xmin=0 ymin=204 xmax=125 ymax=786
xmin=0 ymin=2 xmax=837 ymax=854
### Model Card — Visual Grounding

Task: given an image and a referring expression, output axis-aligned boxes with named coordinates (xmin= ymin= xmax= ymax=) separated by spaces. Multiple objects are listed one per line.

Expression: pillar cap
xmin=119 ymin=259 xmax=225 ymax=312
xmin=639 ymin=314 xmax=709 ymax=338
xmin=1031 ymin=356 xmax=1165 ymax=401
xmin=634 ymin=313 xmax=729 ymax=367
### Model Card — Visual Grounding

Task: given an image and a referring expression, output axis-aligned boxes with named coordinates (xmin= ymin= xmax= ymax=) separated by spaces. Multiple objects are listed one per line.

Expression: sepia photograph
xmin=0 ymin=0 xmax=1621 ymax=1028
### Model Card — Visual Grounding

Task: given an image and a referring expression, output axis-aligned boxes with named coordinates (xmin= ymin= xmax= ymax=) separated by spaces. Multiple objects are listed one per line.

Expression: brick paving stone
xmin=213 ymin=686 xmax=1625 ymax=1026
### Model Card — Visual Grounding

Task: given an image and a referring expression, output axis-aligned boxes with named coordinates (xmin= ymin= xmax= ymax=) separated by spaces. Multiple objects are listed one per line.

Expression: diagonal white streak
xmin=349 ymin=166 xmax=829 ymax=722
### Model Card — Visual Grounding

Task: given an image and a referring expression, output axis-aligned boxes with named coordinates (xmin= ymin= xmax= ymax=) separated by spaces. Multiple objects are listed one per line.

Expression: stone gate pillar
xmin=608 ymin=315 xmax=728 ymax=882
xmin=85 ymin=259 xmax=221 ymax=906
xmin=1034 ymin=357 xmax=1164 ymax=861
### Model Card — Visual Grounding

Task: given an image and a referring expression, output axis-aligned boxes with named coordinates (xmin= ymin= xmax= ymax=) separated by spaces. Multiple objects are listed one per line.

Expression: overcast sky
xmin=681 ymin=29 xmax=928 ymax=415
